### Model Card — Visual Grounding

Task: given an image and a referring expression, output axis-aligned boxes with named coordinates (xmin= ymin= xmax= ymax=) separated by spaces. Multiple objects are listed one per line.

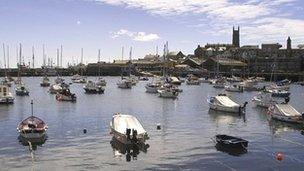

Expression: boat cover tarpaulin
xmin=276 ymin=104 xmax=300 ymax=117
xmin=112 ymin=114 xmax=146 ymax=135
xmin=216 ymin=96 xmax=240 ymax=107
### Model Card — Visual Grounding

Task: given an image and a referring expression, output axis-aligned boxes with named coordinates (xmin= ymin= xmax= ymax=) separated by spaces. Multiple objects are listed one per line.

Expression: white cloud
xmin=111 ymin=29 xmax=160 ymax=42
xmin=97 ymin=0 xmax=303 ymax=45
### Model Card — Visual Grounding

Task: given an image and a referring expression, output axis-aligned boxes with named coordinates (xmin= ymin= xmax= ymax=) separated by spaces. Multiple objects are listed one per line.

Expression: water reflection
xmin=269 ymin=119 xmax=304 ymax=136
xmin=208 ymin=109 xmax=246 ymax=124
xmin=110 ymin=138 xmax=149 ymax=162
xmin=18 ymin=135 xmax=47 ymax=151
xmin=215 ymin=143 xmax=247 ymax=156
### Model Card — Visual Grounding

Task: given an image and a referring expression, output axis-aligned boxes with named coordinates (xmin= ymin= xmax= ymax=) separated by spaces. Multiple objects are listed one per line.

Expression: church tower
xmin=287 ymin=36 xmax=292 ymax=57
xmin=232 ymin=26 xmax=240 ymax=47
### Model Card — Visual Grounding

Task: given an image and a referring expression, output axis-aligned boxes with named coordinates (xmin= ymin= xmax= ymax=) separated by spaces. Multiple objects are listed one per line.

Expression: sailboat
xmin=17 ymin=100 xmax=48 ymax=139
xmin=0 ymin=83 xmax=14 ymax=104
xmin=96 ymin=49 xmax=107 ymax=86
xmin=15 ymin=43 xmax=29 ymax=96
xmin=40 ymin=76 xmax=50 ymax=87
xmin=73 ymin=48 xmax=87 ymax=83
xmin=117 ymin=47 xmax=132 ymax=89
xmin=2 ymin=44 xmax=12 ymax=87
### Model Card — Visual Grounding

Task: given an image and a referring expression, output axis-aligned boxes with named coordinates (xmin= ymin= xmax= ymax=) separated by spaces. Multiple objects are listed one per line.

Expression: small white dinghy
xmin=17 ymin=100 xmax=48 ymax=139
xmin=252 ymin=92 xmax=276 ymax=108
xmin=268 ymin=104 xmax=304 ymax=124
xmin=110 ymin=113 xmax=149 ymax=144
xmin=208 ymin=94 xmax=247 ymax=114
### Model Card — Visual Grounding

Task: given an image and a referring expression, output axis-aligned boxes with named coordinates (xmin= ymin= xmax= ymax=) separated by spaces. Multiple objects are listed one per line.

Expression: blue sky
xmin=0 ymin=0 xmax=304 ymax=67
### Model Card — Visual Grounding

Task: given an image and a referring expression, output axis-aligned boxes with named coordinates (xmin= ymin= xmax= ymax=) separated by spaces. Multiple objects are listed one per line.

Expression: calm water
xmin=1 ymin=77 xmax=304 ymax=171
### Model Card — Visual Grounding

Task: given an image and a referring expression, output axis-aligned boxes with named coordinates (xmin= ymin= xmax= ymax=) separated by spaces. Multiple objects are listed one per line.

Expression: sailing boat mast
xmin=98 ymin=49 xmax=101 ymax=76
xmin=32 ymin=46 xmax=35 ymax=69
xmin=31 ymin=100 xmax=34 ymax=117
xmin=7 ymin=45 xmax=9 ymax=69
xmin=129 ymin=47 xmax=132 ymax=78
xmin=121 ymin=46 xmax=124 ymax=79
xmin=2 ymin=43 xmax=7 ymax=76
xmin=60 ymin=45 xmax=63 ymax=68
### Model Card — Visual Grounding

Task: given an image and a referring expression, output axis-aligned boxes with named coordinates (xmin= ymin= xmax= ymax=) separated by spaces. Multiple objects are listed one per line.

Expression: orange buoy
xmin=276 ymin=152 xmax=284 ymax=161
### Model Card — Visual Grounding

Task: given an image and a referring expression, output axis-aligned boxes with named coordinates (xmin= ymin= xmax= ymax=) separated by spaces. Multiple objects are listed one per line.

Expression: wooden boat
xmin=110 ymin=113 xmax=149 ymax=144
xmin=208 ymin=94 xmax=247 ymax=114
xmin=17 ymin=101 xmax=48 ymax=139
xmin=83 ymin=80 xmax=104 ymax=94
xmin=0 ymin=83 xmax=14 ymax=104
xmin=268 ymin=104 xmax=304 ymax=124
xmin=215 ymin=134 xmax=248 ymax=148
xmin=55 ymin=88 xmax=76 ymax=102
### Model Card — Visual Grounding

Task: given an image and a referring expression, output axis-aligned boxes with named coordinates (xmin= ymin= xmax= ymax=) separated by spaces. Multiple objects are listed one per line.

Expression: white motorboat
xmin=252 ymin=92 xmax=276 ymax=108
xmin=268 ymin=104 xmax=304 ymax=124
xmin=55 ymin=88 xmax=76 ymax=102
xmin=240 ymin=80 xmax=261 ymax=91
xmin=96 ymin=77 xmax=107 ymax=86
xmin=73 ymin=77 xmax=87 ymax=83
xmin=117 ymin=78 xmax=132 ymax=89
xmin=129 ymin=75 xmax=139 ymax=86
xmin=186 ymin=75 xmax=200 ymax=85
xmin=40 ymin=76 xmax=50 ymax=87
xmin=213 ymin=78 xmax=226 ymax=88
xmin=227 ymin=76 xmax=243 ymax=82
xmin=225 ymin=84 xmax=244 ymax=92
xmin=17 ymin=101 xmax=48 ymax=139
xmin=110 ymin=113 xmax=149 ymax=144
xmin=169 ymin=77 xmax=182 ymax=85
xmin=71 ymin=74 xmax=81 ymax=81
xmin=49 ymin=84 xmax=63 ymax=94
xmin=208 ymin=94 xmax=248 ymax=114
xmin=145 ymin=83 xmax=161 ymax=93
xmin=267 ymin=89 xmax=290 ymax=98
xmin=83 ymin=80 xmax=105 ymax=94
xmin=0 ymin=83 xmax=14 ymax=104
xmin=157 ymin=87 xmax=179 ymax=98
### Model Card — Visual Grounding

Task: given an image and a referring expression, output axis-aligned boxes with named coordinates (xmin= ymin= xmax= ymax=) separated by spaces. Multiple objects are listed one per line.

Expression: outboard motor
xmin=284 ymin=97 xmax=290 ymax=104
xmin=132 ymin=129 xmax=138 ymax=143
xmin=126 ymin=128 xmax=131 ymax=141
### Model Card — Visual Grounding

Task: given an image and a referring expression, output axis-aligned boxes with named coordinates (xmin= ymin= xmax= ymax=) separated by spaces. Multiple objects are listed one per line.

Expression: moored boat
xmin=0 ymin=83 xmax=14 ymax=104
xmin=268 ymin=104 xmax=304 ymax=124
xmin=15 ymin=83 xmax=29 ymax=96
xmin=55 ymin=88 xmax=76 ymax=102
xmin=215 ymin=134 xmax=248 ymax=149
xmin=40 ymin=76 xmax=50 ymax=87
xmin=225 ymin=84 xmax=244 ymax=92
xmin=17 ymin=100 xmax=48 ymax=139
xmin=83 ymin=80 xmax=105 ymax=94
xmin=117 ymin=79 xmax=132 ymax=89
xmin=252 ymin=92 xmax=276 ymax=108
xmin=110 ymin=113 xmax=149 ymax=144
xmin=267 ymin=89 xmax=290 ymax=98
xmin=157 ymin=87 xmax=179 ymax=98
xmin=208 ymin=94 xmax=247 ymax=114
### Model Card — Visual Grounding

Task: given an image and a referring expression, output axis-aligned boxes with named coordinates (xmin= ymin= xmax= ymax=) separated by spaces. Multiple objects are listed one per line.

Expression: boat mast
xmin=60 ymin=45 xmax=63 ymax=68
xmin=31 ymin=100 xmax=33 ymax=117
xmin=7 ymin=45 xmax=9 ymax=69
xmin=98 ymin=49 xmax=101 ymax=76
xmin=32 ymin=46 xmax=35 ymax=69
xmin=129 ymin=47 xmax=132 ymax=78
xmin=2 ymin=43 xmax=7 ymax=76
xmin=121 ymin=46 xmax=124 ymax=79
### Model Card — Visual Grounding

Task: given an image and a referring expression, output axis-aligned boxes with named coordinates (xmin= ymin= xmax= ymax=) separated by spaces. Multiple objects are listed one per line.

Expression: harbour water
xmin=1 ymin=77 xmax=304 ymax=170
